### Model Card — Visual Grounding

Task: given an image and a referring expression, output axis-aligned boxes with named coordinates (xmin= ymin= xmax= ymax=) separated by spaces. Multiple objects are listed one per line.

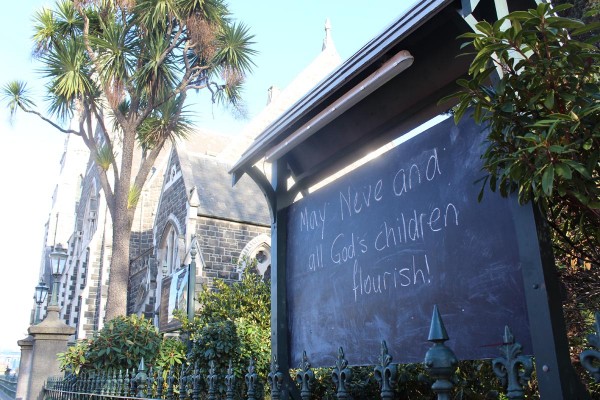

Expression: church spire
xmin=322 ymin=18 xmax=335 ymax=51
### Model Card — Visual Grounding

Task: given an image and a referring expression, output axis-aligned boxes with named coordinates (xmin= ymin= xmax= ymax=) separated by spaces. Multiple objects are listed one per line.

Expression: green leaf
xmin=554 ymin=163 xmax=572 ymax=179
xmin=571 ymin=21 xmax=600 ymax=36
xmin=546 ymin=17 xmax=585 ymax=30
xmin=541 ymin=165 xmax=554 ymax=196
xmin=543 ymin=90 xmax=555 ymax=109
xmin=562 ymin=160 xmax=591 ymax=178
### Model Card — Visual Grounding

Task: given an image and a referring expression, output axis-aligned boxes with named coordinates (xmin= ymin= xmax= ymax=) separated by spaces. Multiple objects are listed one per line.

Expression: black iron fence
xmin=44 ymin=310 xmax=600 ymax=399
xmin=0 ymin=374 xmax=17 ymax=399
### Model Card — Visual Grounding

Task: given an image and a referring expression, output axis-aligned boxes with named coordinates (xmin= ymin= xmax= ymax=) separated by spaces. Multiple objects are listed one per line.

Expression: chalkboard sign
xmin=286 ymin=116 xmax=532 ymax=367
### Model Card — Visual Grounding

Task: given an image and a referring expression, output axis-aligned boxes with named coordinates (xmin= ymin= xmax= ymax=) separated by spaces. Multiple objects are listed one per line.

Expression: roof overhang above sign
xmin=230 ymin=0 xmax=539 ymax=200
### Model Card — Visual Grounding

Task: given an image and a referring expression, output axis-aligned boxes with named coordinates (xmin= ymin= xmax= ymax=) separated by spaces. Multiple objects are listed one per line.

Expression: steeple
xmin=322 ymin=18 xmax=335 ymax=51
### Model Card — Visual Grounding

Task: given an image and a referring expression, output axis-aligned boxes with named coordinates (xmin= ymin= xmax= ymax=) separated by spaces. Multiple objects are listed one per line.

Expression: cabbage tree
xmin=2 ymin=0 xmax=256 ymax=320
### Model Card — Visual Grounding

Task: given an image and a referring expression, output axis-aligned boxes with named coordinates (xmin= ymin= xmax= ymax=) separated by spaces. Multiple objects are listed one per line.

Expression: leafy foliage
xmin=444 ymin=3 xmax=600 ymax=267
xmin=178 ymin=267 xmax=270 ymax=397
xmin=57 ymin=314 xmax=185 ymax=374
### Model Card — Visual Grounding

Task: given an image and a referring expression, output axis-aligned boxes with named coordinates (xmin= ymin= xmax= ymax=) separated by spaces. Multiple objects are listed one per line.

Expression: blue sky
xmin=0 ymin=0 xmax=414 ymax=351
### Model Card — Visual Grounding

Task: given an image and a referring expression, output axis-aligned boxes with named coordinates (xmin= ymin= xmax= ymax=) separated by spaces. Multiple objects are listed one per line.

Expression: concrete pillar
xmin=27 ymin=305 xmax=75 ymax=400
xmin=15 ymin=335 xmax=34 ymax=400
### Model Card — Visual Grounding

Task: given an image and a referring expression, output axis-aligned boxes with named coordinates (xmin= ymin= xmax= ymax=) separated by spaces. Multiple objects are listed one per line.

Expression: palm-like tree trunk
xmin=104 ymin=125 xmax=136 ymax=319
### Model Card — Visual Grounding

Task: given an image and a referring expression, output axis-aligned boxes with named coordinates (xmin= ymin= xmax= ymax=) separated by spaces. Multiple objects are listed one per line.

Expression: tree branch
xmin=19 ymin=105 xmax=81 ymax=136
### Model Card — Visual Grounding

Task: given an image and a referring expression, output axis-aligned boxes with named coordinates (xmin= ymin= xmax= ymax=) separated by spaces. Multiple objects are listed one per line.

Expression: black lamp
xmin=33 ymin=279 xmax=49 ymax=323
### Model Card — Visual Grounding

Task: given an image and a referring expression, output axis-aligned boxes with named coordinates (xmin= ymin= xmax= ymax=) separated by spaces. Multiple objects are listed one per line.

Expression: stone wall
xmin=195 ymin=216 xmax=270 ymax=285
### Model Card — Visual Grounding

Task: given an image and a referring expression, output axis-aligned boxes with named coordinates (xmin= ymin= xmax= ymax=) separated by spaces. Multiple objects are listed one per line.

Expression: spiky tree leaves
xmin=2 ymin=81 xmax=35 ymax=120
xmin=3 ymin=0 xmax=256 ymax=320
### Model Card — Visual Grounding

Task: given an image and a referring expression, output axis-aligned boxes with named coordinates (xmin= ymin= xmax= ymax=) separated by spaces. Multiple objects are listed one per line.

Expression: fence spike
xmin=295 ymin=351 xmax=314 ymax=400
xmin=166 ymin=366 xmax=175 ymax=400
xmin=123 ymin=369 xmax=130 ymax=396
xmin=332 ymin=347 xmax=352 ymax=399
xmin=192 ymin=362 xmax=202 ymax=400
xmin=225 ymin=360 xmax=235 ymax=400
xmin=156 ymin=368 xmax=164 ymax=398
xmin=581 ymin=311 xmax=600 ymax=383
xmin=207 ymin=359 xmax=217 ymax=400
xmin=136 ymin=361 xmax=148 ymax=398
xmin=492 ymin=325 xmax=533 ymax=400
xmin=374 ymin=341 xmax=397 ymax=400
xmin=245 ymin=358 xmax=258 ymax=400
xmin=268 ymin=355 xmax=283 ymax=400
xmin=179 ymin=364 xmax=187 ymax=400
xmin=130 ymin=367 xmax=137 ymax=396
xmin=424 ymin=305 xmax=458 ymax=400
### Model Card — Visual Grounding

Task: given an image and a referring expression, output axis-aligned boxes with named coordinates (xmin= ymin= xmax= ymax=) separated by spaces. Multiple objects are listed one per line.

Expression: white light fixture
xmin=49 ymin=243 xmax=68 ymax=276
xmin=48 ymin=243 xmax=68 ymax=307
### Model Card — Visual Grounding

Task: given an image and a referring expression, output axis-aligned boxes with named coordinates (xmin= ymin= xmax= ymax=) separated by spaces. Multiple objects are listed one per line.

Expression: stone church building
xmin=33 ymin=21 xmax=340 ymax=339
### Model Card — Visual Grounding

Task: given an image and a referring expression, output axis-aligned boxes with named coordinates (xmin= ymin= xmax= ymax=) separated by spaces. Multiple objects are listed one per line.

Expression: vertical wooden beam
xmin=513 ymin=201 xmax=590 ymax=399
xmin=270 ymin=159 xmax=299 ymax=400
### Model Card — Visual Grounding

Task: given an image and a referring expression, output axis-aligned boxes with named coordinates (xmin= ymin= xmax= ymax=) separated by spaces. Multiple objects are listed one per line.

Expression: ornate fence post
xmin=225 ymin=360 xmax=235 ymax=400
xmin=116 ymin=370 xmax=124 ymax=396
xmin=245 ymin=358 xmax=258 ymax=400
xmin=207 ymin=360 xmax=217 ymax=400
xmin=332 ymin=347 xmax=351 ymax=399
xmin=178 ymin=364 xmax=187 ymax=400
xmin=191 ymin=362 xmax=201 ymax=400
xmin=156 ymin=369 xmax=164 ymax=398
xmin=374 ymin=341 xmax=397 ymax=400
xmin=492 ymin=325 xmax=533 ymax=399
xmin=111 ymin=369 xmax=118 ymax=395
xmin=123 ymin=369 xmax=131 ymax=396
xmin=136 ymin=358 xmax=148 ymax=397
xmin=424 ymin=305 xmax=458 ymax=400
xmin=295 ymin=351 xmax=314 ymax=400
xmin=95 ymin=371 xmax=102 ymax=394
xmin=166 ymin=367 xmax=175 ymax=400
xmin=130 ymin=367 xmax=138 ymax=395
xmin=84 ymin=374 xmax=94 ymax=393
xmin=581 ymin=311 xmax=600 ymax=382
xmin=268 ymin=356 xmax=283 ymax=400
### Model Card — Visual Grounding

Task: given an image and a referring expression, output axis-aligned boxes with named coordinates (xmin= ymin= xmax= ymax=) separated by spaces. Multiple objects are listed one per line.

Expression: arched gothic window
xmin=239 ymin=234 xmax=271 ymax=281
xmin=159 ymin=223 xmax=181 ymax=277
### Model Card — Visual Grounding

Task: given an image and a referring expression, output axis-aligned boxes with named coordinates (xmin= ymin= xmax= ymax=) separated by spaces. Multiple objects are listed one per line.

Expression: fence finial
xmin=332 ymin=347 xmax=352 ymax=399
xmin=296 ymin=351 xmax=314 ymax=400
xmin=492 ymin=325 xmax=533 ymax=400
xmin=225 ymin=360 xmax=235 ymax=400
xmin=245 ymin=358 xmax=258 ymax=400
xmin=374 ymin=341 xmax=397 ymax=400
xmin=207 ymin=360 xmax=217 ymax=400
xmin=581 ymin=311 xmax=600 ymax=382
xmin=424 ymin=305 xmax=458 ymax=400
xmin=268 ymin=355 xmax=283 ymax=399
xmin=135 ymin=358 xmax=148 ymax=397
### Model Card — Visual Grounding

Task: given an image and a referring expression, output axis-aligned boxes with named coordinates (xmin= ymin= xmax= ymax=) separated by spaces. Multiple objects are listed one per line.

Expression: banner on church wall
xmin=159 ymin=265 xmax=189 ymax=332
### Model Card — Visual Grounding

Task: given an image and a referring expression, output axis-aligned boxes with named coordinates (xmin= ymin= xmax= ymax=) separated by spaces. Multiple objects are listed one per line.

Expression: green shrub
xmin=179 ymin=268 xmax=271 ymax=397
xmin=58 ymin=314 xmax=183 ymax=374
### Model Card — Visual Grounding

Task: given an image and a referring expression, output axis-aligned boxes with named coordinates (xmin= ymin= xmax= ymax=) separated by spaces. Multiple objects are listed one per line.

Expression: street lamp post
xmin=25 ymin=243 xmax=75 ymax=400
xmin=33 ymin=279 xmax=49 ymax=324
xmin=48 ymin=244 xmax=68 ymax=307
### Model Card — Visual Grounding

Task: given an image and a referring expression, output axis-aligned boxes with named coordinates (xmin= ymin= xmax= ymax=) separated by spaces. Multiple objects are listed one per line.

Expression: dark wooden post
xmin=271 ymin=159 xmax=300 ymax=400
xmin=513 ymin=202 xmax=589 ymax=399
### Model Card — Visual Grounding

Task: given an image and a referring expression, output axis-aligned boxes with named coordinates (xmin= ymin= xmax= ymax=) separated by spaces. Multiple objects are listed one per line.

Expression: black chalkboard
xmin=286 ymin=115 xmax=532 ymax=367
